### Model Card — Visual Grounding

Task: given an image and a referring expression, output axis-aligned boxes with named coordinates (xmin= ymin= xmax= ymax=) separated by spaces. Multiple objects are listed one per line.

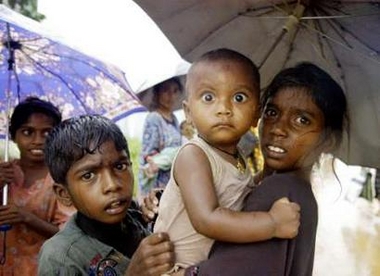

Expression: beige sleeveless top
xmin=154 ymin=136 xmax=255 ymax=268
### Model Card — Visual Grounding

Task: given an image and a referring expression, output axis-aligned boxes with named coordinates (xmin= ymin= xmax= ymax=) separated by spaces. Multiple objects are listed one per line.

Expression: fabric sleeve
xmin=38 ymin=235 xmax=83 ymax=276
xmin=196 ymin=173 xmax=317 ymax=276
xmin=38 ymin=261 xmax=82 ymax=276
xmin=140 ymin=113 xmax=162 ymax=162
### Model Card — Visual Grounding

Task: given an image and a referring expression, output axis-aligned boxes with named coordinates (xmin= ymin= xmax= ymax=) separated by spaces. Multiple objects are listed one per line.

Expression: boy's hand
xmin=126 ymin=232 xmax=174 ymax=276
xmin=269 ymin=197 xmax=300 ymax=239
xmin=141 ymin=189 xmax=162 ymax=223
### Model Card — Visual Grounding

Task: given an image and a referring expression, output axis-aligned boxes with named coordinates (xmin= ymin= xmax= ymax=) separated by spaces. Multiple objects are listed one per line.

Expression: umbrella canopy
xmin=39 ymin=0 xmax=190 ymax=94
xmin=0 ymin=4 xmax=145 ymax=141
xmin=135 ymin=0 xmax=380 ymax=168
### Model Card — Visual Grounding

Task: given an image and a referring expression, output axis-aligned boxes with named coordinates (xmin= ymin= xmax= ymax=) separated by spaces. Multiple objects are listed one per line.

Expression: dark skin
xmin=147 ymin=60 xmax=300 ymax=243
xmin=0 ymin=113 xmax=59 ymax=237
xmin=53 ymin=140 xmax=176 ymax=276
xmin=126 ymin=232 xmax=175 ymax=275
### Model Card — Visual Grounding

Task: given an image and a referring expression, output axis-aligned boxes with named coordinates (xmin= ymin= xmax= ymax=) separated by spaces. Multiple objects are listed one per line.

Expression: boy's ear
xmin=53 ymin=183 xmax=73 ymax=207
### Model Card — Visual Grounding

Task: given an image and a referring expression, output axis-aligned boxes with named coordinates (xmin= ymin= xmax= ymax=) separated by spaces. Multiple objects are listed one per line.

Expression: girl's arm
xmin=0 ymin=204 xmax=59 ymax=238
xmin=174 ymin=145 xmax=300 ymax=243
xmin=23 ymin=209 xmax=60 ymax=237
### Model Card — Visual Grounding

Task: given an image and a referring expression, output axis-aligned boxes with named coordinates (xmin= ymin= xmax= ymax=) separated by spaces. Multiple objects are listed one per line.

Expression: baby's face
xmin=65 ymin=140 xmax=134 ymax=224
xmin=184 ymin=60 xmax=260 ymax=148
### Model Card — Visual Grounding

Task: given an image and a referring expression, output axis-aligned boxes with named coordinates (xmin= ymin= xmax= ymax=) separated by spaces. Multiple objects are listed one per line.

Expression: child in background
xmin=154 ymin=48 xmax=300 ymax=270
xmin=0 ymin=97 xmax=74 ymax=276
xmin=38 ymin=115 xmax=175 ymax=275
xmin=188 ymin=62 xmax=348 ymax=275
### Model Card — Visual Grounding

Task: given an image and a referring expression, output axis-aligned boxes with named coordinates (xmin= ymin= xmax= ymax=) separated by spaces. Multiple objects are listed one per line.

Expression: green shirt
xmin=38 ymin=210 xmax=149 ymax=276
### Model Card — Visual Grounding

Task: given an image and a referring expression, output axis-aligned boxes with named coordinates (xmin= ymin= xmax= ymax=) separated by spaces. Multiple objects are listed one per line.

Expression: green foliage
xmin=128 ymin=137 xmax=142 ymax=196
xmin=1 ymin=0 xmax=45 ymax=21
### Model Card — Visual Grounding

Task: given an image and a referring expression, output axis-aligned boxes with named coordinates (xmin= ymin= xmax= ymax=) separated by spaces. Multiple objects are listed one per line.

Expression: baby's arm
xmin=174 ymin=145 xmax=300 ymax=243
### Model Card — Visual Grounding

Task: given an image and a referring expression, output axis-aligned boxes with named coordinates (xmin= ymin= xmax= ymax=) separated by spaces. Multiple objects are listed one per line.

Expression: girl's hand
xmin=0 ymin=162 xmax=15 ymax=188
xmin=0 ymin=204 xmax=27 ymax=226
xmin=268 ymin=197 xmax=300 ymax=239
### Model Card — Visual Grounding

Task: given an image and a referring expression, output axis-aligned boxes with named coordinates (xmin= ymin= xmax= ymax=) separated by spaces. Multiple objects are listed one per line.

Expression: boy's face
xmin=60 ymin=140 xmax=134 ymax=224
xmin=13 ymin=113 xmax=55 ymax=164
xmin=259 ymin=87 xmax=325 ymax=171
xmin=184 ymin=60 xmax=259 ymax=149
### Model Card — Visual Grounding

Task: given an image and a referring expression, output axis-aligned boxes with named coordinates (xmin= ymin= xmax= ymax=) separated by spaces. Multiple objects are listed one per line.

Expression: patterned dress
xmin=138 ymin=111 xmax=182 ymax=197
xmin=0 ymin=160 xmax=75 ymax=276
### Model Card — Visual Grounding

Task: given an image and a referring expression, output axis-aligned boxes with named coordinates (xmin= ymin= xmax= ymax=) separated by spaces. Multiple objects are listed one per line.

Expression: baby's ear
xmin=53 ymin=183 xmax=73 ymax=207
xmin=251 ymin=108 xmax=260 ymax=128
xmin=182 ymin=100 xmax=193 ymax=124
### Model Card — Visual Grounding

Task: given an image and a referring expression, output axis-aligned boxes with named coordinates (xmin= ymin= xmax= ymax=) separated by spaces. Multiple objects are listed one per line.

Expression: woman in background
xmin=138 ymin=77 xmax=183 ymax=201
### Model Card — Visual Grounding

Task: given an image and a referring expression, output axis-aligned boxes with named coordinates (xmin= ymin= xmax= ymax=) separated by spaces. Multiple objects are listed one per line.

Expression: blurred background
xmin=0 ymin=1 xmax=378 ymax=275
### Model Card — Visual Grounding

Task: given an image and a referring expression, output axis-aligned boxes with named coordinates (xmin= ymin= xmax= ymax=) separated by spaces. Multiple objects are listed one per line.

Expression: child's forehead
xmin=187 ymin=60 xmax=259 ymax=91
xmin=191 ymin=59 xmax=257 ymax=83
xmin=193 ymin=58 xmax=248 ymax=71
xmin=71 ymin=141 xmax=129 ymax=168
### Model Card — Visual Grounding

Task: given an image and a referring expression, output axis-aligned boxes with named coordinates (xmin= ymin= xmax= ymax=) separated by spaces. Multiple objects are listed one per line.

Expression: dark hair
xmin=9 ymin=97 xmax=62 ymax=139
xmin=188 ymin=48 xmax=261 ymax=93
xmin=261 ymin=62 xmax=348 ymax=148
xmin=45 ymin=115 xmax=130 ymax=185
xmin=150 ymin=77 xmax=183 ymax=111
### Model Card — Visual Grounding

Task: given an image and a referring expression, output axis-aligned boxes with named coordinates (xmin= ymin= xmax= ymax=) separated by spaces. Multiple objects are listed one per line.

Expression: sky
xmin=38 ymin=0 xmax=190 ymax=93
xmin=37 ymin=0 xmax=187 ymax=139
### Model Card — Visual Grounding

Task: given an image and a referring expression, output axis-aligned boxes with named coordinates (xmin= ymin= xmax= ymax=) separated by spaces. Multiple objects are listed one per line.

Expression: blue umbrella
xmin=0 ymin=5 xmax=147 ymax=208
xmin=0 ymin=4 xmax=146 ymax=143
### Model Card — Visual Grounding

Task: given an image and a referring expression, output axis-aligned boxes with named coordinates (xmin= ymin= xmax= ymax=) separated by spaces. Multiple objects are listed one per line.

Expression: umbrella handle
xmin=0 ymin=225 xmax=11 ymax=232
xmin=1 ymin=25 xmax=13 ymax=208
xmin=0 ymin=185 xmax=11 ymax=232
xmin=0 ymin=25 xmax=13 ymax=232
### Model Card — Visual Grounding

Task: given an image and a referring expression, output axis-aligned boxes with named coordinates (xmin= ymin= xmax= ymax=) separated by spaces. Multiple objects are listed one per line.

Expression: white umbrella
xmin=135 ymin=0 xmax=380 ymax=168
xmin=39 ymin=0 xmax=191 ymax=94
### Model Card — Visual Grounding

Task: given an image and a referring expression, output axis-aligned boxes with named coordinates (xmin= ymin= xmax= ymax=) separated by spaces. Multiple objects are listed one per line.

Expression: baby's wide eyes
xmin=233 ymin=93 xmax=248 ymax=103
xmin=201 ymin=92 xmax=214 ymax=102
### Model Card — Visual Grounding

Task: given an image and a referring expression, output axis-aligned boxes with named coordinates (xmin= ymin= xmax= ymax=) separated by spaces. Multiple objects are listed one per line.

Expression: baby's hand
xmin=269 ymin=197 xmax=300 ymax=239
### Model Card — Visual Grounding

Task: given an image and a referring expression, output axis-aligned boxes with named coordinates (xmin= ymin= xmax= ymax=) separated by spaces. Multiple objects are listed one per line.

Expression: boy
xmin=38 ymin=115 xmax=174 ymax=275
